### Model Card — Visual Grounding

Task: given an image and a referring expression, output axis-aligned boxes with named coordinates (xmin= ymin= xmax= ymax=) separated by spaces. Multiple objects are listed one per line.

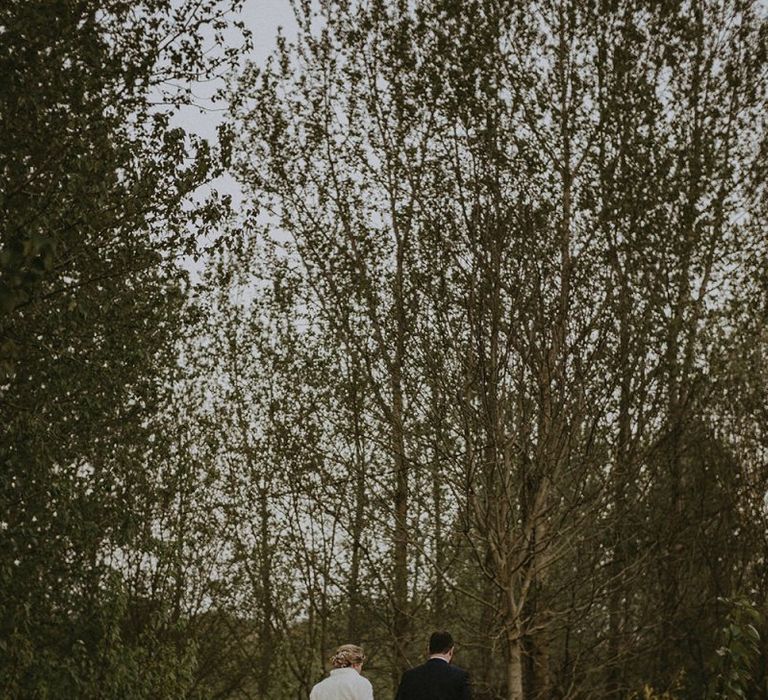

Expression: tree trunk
xmin=524 ymin=587 xmax=551 ymax=700
xmin=606 ymin=276 xmax=633 ymax=698
xmin=432 ymin=417 xmax=445 ymax=624
xmin=347 ymin=368 xmax=367 ymax=642
xmin=392 ymin=233 xmax=410 ymax=678
xmin=507 ymin=628 xmax=525 ymax=700
xmin=347 ymin=455 xmax=366 ymax=642
xmin=257 ymin=486 xmax=274 ymax=699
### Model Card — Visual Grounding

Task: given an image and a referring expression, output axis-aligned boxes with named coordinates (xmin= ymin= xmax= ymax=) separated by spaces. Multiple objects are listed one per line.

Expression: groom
xmin=394 ymin=631 xmax=472 ymax=700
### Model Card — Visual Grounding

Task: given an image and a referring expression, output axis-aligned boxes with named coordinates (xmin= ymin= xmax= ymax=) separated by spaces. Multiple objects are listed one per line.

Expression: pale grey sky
xmin=172 ymin=1 xmax=297 ymax=274
xmin=175 ymin=0 xmax=297 ymax=143
xmin=169 ymin=0 xmax=299 ymax=228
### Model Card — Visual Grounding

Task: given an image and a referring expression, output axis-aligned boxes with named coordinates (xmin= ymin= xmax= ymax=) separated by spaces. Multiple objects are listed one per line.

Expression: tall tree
xmin=0 ymin=1 xmax=247 ymax=696
xmin=227 ymin=0 xmax=768 ymax=697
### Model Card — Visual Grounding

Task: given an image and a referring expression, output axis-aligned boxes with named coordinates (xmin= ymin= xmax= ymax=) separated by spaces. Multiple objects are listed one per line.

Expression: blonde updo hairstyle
xmin=329 ymin=644 xmax=366 ymax=669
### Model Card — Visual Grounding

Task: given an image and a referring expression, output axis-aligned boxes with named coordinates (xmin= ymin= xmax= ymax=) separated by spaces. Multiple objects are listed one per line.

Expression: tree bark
xmin=347 ymin=365 xmax=367 ymax=642
xmin=392 ymin=232 xmax=410 ymax=678
xmin=257 ymin=486 xmax=274 ymax=700
xmin=507 ymin=627 xmax=525 ymax=700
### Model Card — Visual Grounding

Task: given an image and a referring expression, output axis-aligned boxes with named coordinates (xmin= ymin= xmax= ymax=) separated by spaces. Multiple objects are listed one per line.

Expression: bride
xmin=309 ymin=644 xmax=373 ymax=700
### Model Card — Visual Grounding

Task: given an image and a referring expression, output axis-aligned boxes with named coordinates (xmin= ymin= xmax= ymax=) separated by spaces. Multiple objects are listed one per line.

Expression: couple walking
xmin=309 ymin=631 xmax=471 ymax=700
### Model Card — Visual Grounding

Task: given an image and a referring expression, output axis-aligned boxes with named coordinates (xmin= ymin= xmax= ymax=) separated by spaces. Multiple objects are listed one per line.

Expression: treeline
xmin=2 ymin=1 xmax=768 ymax=699
xmin=0 ymin=0 xmax=249 ymax=697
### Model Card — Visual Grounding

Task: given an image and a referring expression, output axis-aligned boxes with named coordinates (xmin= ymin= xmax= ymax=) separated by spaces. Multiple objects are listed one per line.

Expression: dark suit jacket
xmin=394 ymin=658 xmax=471 ymax=700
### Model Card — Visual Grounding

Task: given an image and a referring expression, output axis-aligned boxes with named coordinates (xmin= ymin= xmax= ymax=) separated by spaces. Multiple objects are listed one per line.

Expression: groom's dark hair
xmin=429 ymin=631 xmax=454 ymax=654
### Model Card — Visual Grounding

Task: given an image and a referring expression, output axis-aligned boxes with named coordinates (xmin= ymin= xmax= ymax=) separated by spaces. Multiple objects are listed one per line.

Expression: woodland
xmin=2 ymin=1 xmax=768 ymax=698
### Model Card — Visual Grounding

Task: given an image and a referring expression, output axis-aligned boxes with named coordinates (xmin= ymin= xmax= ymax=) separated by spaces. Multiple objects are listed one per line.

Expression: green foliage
xmin=0 ymin=0 xmax=249 ymax=696
xmin=631 ymin=671 xmax=685 ymax=700
xmin=708 ymin=597 xmax=763 ymax=699
xmin=1 ymin=581 xmax=198 ymax=699
xmin=3 ymin=0 xmax=768 ymax=698
xmin=226 ymin=0 xmax=768 ymax=697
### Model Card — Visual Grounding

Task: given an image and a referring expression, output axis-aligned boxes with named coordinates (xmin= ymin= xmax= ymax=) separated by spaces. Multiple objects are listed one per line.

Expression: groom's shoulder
xmin=438 ymin=662 xmax=470 ymax=685
xmin=446 ymin=663 xmax=469 ymax=678
xmin=412 ymin=660 xmax=469 ymax=677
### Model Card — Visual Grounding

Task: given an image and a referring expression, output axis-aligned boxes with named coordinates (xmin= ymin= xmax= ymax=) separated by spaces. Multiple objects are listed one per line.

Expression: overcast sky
xmin=172 ymin=1 xmax=297 ymax=272
xmin=175 ymin=0 xmax=297 ymax=143
xmin=171 ymin=0 xmax=298 ymax=212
